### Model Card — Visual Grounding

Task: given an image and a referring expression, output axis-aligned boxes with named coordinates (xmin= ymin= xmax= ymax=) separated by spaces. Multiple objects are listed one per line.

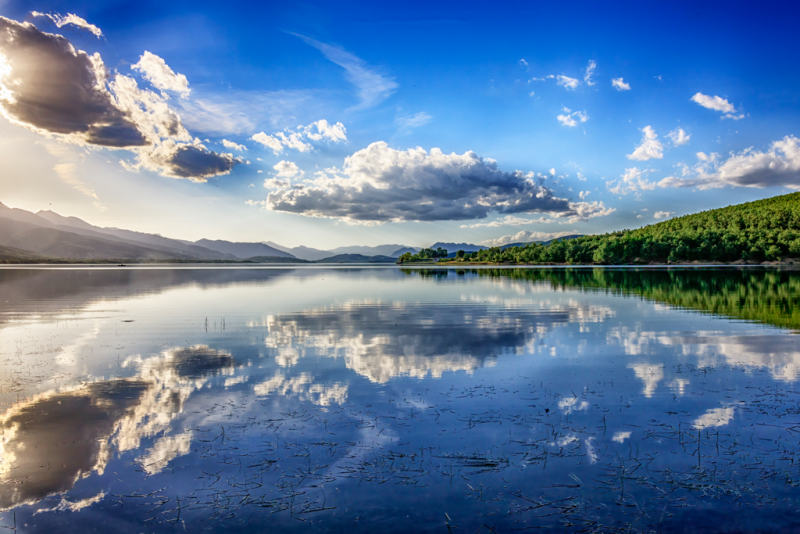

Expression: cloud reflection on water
xmin=0 ymin=345 xmax=236 ymax=510
xmin=257 ymin=300 xmax=615 ymax=383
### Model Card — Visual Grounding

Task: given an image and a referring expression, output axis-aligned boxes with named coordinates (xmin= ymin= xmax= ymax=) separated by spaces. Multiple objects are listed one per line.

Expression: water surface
xmin=1 ymin=266 xmax=799 ymax=533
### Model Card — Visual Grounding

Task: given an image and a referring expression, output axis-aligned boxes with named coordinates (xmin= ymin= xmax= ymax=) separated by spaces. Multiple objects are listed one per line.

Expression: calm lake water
xmin=1 ymin=266 xmax=800 ymax=533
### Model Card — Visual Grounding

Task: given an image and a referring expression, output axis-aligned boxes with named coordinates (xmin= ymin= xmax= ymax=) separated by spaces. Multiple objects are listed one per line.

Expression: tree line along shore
xmin=398 ymin=192 xmax=800 ymax=266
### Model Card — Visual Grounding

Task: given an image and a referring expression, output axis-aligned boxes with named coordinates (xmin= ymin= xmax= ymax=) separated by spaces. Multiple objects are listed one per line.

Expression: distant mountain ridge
xmin=195 ymin=239 xmax=294 ymax=259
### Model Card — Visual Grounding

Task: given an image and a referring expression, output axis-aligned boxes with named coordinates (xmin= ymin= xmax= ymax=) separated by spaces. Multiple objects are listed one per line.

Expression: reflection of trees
xmin=404 ymin=268 xmax=800 ymax=331
xmin=260 ymin=301 xmax=613 ymax=383
xmin=0 ymin=345 xmax=235 ymax=510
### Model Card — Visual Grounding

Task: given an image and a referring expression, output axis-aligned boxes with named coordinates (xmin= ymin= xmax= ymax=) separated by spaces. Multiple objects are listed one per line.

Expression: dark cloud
xmin=127 ymin=141 xmax=241 ymax=182
xmin=0 ymin=17 xmax=147 ymax=147
xmin=0 ymin=17 xmax=238 ymax=181
xmin=264 ymin=142 xmax=574 ymax=223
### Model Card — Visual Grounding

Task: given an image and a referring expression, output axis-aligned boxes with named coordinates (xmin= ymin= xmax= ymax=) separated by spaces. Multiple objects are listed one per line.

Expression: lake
xmin=1 ymin=266 xmax=799 ymax=533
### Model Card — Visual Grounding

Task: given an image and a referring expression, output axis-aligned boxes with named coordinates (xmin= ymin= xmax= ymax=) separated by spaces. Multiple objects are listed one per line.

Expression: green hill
xmin=455 ymin=192 xmax=800 ymax=265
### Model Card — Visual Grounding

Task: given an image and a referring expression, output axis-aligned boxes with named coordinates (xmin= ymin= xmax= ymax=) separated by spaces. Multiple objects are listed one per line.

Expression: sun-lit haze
xmin=0 ymin=1 xmax=799 ymax=249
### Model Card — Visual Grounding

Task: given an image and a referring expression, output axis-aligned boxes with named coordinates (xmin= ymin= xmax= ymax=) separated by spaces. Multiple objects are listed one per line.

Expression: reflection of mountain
xmin=258 ymin=301 xmax=613 ymax=383
xmin=407 ymin=268 xmax=800 ymax=331
xmin=0 ymin=345 xmax=234 ymax=510
xmin=0 ymin=268 xmax=298 ymax=324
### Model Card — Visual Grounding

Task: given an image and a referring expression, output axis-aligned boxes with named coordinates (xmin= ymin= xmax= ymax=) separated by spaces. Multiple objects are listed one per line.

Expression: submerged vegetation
xmin=400 ymin=192 xmax=800 ymax=265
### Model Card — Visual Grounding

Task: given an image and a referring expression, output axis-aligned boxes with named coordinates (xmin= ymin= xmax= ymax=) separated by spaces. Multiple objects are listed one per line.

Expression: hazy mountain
xmin=316 ymin=254 xmax=396 ymax=263
xmin=36 ymin=211 xmax=233 ymax=259
xmin=429 ymin=242 xmax=487 ymax=253
xmin=264 ymin=242 xmax=332 ymax=261
xmin=0 ymin=204 xmax=233 ymax=260
xmin=0 ymin=243 xmax=48 ymax=262
xmin=195 ymin=239 xmax=295 ymax=259
xmin=390 ymin=246 xmax=421 ymax=257
xmin=329 ymin=245 xmax=412 ymax=256
xmin=0 ymin=217 xmax=204 ymax=260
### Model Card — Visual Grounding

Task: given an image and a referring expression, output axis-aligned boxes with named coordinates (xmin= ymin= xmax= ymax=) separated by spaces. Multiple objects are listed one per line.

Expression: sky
xmin=0 ymin=0 xmax=799 ymax=249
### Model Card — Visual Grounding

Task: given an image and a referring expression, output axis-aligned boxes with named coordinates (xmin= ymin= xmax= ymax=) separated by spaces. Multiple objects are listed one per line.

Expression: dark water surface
xmin=1 ymin=266 xmax=800 ymax=533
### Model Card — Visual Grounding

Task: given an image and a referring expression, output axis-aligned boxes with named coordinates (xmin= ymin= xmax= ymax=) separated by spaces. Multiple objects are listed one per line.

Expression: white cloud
xmin=584 ymin=60 xmax=596 ymax=86
xmin=250 ymin=120 xmax=347 ymax=154
xmin=723 ymin=113 xmax=745 ymax=121
xmin=556 ymin=75 xmax=579 ymax=90
xmin=31 ymin=11 xmax=102 ymax=37
xmin=654 ymin=211 xmax=674 ymax=219
xmin=292 ymin=33 xmax=397 ymax=110
xmin=691 ymin=92 xmax=735 ymax=113
xmin=395 ymin=111 xmax=432 ymax=130
xmin=667 ymin=127 xmax=690 ymax=146
xmin=132 ymin=51 xmax=190 ymax=97
xmin=608 ymin=167 xmax=657 ymax=196
xmin=221 ymin=139 xmax=247 ymax=152
xmin=482 ymin=230 xmax=580 ymax=247
xmin=658 ymin=136 xmax=800 ymax=190
xmin=611 ymin=78 xmax=630 ymax=91
xmin=560 ymin=201 xmax=615 ymax=223
xmin=273 ymin=160 xmax=302 ymax=178
xmin=578 ymin=190 xmax=590 ymax=200
xmin=263 ymin=178 xmax=289 ymax=189
xmin=528 ymin=91 xmax=535 ymax=97
xmin=627 ymin=126 xmax=664 ymax=161
xmin=305 ymin=119 xmax=347 ymax=142
xmin=250 ymin=132 xmax=284 ymax=154
xmin=266 ymin=141 xmax=595 ymax=223
xmin=557 ymin=107 xmax=589 ymax=127
xmin=460 ymin=215 xmax=554 ymax=228
xmin=519 ymin=59 xmax=529 ymax=70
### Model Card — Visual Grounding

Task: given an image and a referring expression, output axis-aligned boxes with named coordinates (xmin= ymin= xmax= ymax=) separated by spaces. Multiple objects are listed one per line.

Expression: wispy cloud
xmin=292 ymin=33 xmax=398 ymax=110
xmin=31 ymin=11 xmax=102 ymax=37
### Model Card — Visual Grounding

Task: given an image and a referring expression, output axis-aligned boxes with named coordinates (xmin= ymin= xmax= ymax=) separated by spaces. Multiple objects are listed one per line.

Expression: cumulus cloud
xmin=584 ymin=60 xmax=596 ymax=86
xmin=292 ymin=33 xmax=397 ymax=110
xmin=261 ymin=141 xmax=608 ymax=224
xmin=273 ymin=160 xmax=302 ymax=178
xmin=658 ymin=136 xmax=800 ymax=190
xmin=556 ymin=75 xmax=579 ymax=90
xmin=250 ymin=119 xmax=347 ymax=154
xmin=221 ymin=139 xmax=247 ymax=151
xmin=132 ymin=51 xmax=190 ymax=96
xmin=667 ymin=127 xmax=690 ymax=146
xmin=654 ymin=211 xmax=674 ymax=219
xmin=611 ymin=78 xmax=630 ymax=91
xmin=627 ymin=126 xmax=664 ymax=161
xmin=31 ymin=11 xmax=102 ymax=37
xmin=262 ymin=178 xmax=289 ymax=189
xmin=483 ymin=230 xmax=580 ymax=247
xmin=557 ymin=107 xmax=589 ymax=127
xmin=607 ymin=167 xmax=657 ymax=196
xmin=0 ymin=17 xmax=147 ymax=147
xmin=0 ymin=17 xmax=237 ymax=181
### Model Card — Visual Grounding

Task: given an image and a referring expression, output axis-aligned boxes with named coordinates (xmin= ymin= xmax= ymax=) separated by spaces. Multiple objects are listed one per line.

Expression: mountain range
xmin=0 ymin=202 xmax=459 ymax=263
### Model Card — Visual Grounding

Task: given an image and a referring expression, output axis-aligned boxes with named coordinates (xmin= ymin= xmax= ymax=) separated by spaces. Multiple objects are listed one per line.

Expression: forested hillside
xmin=447 ymin=192 xmax=800 ymax=264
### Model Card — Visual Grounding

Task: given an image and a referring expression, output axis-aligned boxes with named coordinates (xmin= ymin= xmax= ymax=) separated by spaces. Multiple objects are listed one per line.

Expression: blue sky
xmin=1 ymin=0 xmax=799 ymax=248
